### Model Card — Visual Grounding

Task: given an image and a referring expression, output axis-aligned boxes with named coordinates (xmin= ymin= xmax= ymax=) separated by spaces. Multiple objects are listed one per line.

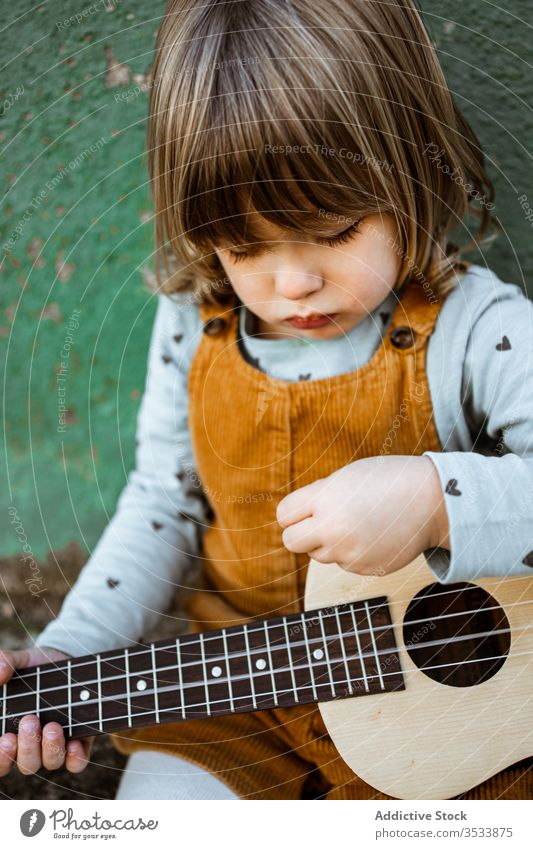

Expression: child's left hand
xmin=276 ymin=455 xmax=450 ymax=576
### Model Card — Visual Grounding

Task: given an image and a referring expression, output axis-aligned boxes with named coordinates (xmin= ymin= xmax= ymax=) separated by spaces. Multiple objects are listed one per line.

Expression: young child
xmin=1 ymin=0 xmax=533 ymax=800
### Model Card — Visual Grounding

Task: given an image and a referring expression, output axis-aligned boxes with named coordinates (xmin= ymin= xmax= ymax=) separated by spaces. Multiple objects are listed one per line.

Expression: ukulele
xmin=2 ymin=553 xmax=531 ymax=799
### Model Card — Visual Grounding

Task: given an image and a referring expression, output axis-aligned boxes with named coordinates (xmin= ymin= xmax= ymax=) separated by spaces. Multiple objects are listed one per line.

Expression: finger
xmin=0 ymin=650 xmax=29 ymax=683
xmin=307 ymin=546 xmax=333 ymax=564
xmin=81 ymin=736 xmax=95 ymax=760
xmin=65 ymin=737 xmax=93 ymax=774
xmin=0 ymin=654 xmax=11 ymax=683
xmin=0 ymin=647 xmax=34 ymax=678
xmin=0 ymin=734 xmax=17 ymax=777
xmin=281 ymin=516 xmax=322 ymax=553
xmin=42 ymin=723 xmax=66 ymax=771
xmin=276 ymin=488 xmax=317 ymax=528
xmin=0 ymin=648 xmax=30 ymax=668
xmin=16 ymin=715 xmax=42 ymax=775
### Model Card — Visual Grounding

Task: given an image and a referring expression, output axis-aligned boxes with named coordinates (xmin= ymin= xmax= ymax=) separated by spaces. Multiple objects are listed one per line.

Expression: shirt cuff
xmin=422 ymin=544 xmax=453 ymax=582
xmin=421 ymin=450 xmax=533 ymax=584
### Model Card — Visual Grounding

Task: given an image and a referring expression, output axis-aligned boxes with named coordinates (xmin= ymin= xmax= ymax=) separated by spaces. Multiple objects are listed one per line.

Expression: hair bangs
xmin=149 ymin=0 xmax=499 ymax=303
xmin=176 ymin=65 xmax=392 ymax=252
xmin=182 ymin=141 xmax=386 ymax=255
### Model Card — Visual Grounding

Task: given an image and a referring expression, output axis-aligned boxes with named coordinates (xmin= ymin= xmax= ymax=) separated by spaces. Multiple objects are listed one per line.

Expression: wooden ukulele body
xmin=304 ymin=554 xmax=533 ymax=799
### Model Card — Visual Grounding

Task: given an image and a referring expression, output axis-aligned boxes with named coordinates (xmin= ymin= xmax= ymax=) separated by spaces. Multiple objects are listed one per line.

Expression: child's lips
xmin=285 ymin=313 xmax=338 ymax=328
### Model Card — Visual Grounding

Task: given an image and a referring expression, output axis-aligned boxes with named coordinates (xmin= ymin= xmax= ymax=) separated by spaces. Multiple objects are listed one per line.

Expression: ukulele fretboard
xmin=1 ymin=598 xmax=404 ymax=739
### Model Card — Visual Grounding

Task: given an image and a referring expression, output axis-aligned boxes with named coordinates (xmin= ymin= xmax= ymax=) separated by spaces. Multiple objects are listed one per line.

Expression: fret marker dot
xmin=211 ymin=666 xmax=222 ymax=678
xmin=136 ymin=679 xmax=147 ymax=691
xmin=255 ymin=658 xmax=267 ymax=670
xmin=313 ymin=649 xmax=324 ymax=660
xmin=79 ymin=689 xmax=90 ymax=701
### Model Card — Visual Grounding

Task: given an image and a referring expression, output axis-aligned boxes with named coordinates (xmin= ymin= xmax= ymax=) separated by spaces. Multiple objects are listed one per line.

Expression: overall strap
xmin=198 ymin=292 xmax=239 ymax=339
xmin=384 ymin=277 xmax=447 ymax=354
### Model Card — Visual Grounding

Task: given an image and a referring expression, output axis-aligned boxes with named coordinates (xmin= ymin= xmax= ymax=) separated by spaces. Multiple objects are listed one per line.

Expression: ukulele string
xmin=365 ymin=577 xmax=533 ymax=613
xmin=1 ymin=642 xmax=527 ymax=732
xmin=2 ymin=608 xmax=519 ymax=701
xmin=9 ymin=590 xmax=533 ymax=685
xmin=3 ymin=564 xmax=530 ymax=686
xmin=10 ymin=572 xmax=531 ymax=685
xmin=1 ymin=617 xmax=525 ymax=718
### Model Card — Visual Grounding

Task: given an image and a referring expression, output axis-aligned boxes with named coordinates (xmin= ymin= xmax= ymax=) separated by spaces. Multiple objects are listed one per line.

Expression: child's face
xmin=214 ymin=212 xmax=402 ymax=340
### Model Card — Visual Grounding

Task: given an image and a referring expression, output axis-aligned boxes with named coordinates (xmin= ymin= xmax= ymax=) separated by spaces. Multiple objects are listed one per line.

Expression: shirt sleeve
xmin=35 ymin=293 xmax=209 ymax=656
xmin=422 ymin=280 xmax=533 ymax=583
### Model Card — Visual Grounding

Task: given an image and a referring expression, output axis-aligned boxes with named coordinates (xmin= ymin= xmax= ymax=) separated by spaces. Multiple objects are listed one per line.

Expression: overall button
xmin=203 ymin=316 xmax=228 ymax=336
xmin=390 ymin=325 xmax=417 ymax=349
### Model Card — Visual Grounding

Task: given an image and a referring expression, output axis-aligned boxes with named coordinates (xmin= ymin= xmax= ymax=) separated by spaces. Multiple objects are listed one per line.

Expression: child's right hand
xmin=0 ymin=646 xmax=95 ymax=777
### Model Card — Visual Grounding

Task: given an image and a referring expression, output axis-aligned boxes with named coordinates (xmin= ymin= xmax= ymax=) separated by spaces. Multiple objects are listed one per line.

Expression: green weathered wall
xmin=1 ymin=1 xmax=532 ymax=558
xmin=1 ymin=0 xmax=164 ymax=559
xmin=420 ymin=0 xmax=533 ymax=287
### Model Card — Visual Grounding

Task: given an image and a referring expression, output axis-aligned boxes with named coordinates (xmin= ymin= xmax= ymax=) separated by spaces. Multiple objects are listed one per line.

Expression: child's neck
xmin=241 ymin=306 xmax=279 ymax=340
xmin=254 ymin=314 xmax=289 ymax=340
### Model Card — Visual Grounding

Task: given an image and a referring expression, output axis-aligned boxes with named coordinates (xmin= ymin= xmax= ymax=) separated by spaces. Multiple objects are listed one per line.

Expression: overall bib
xmin=111 ymin=279 xmax=532 ymax=800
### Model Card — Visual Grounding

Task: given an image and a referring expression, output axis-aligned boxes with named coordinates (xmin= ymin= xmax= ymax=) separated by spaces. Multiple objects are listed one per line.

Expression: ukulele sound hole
xmin=402 ymin=582 xmax=510 ymax=687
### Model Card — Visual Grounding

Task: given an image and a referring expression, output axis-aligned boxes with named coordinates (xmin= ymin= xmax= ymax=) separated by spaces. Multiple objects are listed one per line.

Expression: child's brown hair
xmin=147 ymin=0 xmax=499 ymax=304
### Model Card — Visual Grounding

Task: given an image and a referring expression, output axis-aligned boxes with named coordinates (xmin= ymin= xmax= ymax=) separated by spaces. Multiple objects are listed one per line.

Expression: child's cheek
xmin=332 ymin=220 xmax=402 ymax=307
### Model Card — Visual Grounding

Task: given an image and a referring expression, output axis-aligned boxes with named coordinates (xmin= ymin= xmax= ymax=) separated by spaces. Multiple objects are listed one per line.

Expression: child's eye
xmin=226 ymin=247 xmax=261 ymax=264
xmin=225 ymin=219 xmax=362 ymax=263
xmin=315 ymin=220 xmax=362 ymax=247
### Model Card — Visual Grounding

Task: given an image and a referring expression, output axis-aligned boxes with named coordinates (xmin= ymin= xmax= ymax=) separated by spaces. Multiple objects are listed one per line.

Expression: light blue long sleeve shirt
xmin=36 ymin=264 xmax=533 ymax=657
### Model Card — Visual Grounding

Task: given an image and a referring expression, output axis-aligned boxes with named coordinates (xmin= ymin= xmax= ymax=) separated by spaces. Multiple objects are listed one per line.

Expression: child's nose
xmin=274 ymin=271 xmax=324 ymax=301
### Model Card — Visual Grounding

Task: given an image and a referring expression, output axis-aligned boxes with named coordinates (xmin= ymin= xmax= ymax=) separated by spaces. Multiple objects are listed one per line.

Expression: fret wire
xmin=300 ymin=612 xmax=318 ymax=700
xmin=9 ymin=622 xmax=516 ymax=726
xmin=8 ymin=645 xmax=526 ymax=732
xmin=334 ymin=608 xmax=353 ymax=695
xmin=221 ymin=628 xmax=235 ymax=713
xmin=318 ymin=609 xmax=336 ymax=697
xmin=4 ymin=647 xmax=386 ymax=720
xmin=243 ymin=624 xmax=257 ymax=709
xmin=124 ymin=649 xmax=132 ymax=728
xmin=67 ymin=659 xmax=72 ymax=736
xmin=3 ymin=623 xmax=399 ymax=706
xmin=8 ymin=603 xmax=392 ymax=696
xmin=151 ymin=643 xmax=160 ymax=723
xmin=10 ymin=602 xmax=391 ymax=682
xmin=11 ymin=596 xmax=523 ymax=682
xmin=199 ymin=632 xmax=211 ymax=717
xmin=282 ymin=617 xmax=299 ymax=703
xmin=175 ymin=639 xmax=186 ymax=719
xmin=350 ymin=605 xmax=368 ymax=692
xmin=96 ymin=654 xmax=103 ymax=732
xmin=263 ymin=621 xmax=278 ymax=706
xmin=35 ymin=666 xmax=40 ymax=717
xmin=36 ymin=664 xmax=405 ymax=735
xmin=365 ymin=601 xmax=385 ymax=691
xmin=2 ymin=683 xmax=6 ymax=735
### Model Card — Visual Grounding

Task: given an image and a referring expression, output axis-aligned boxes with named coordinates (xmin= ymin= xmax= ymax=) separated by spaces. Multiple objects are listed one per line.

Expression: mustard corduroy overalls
xmin=111 ymin=278 xmax=532 ymax=800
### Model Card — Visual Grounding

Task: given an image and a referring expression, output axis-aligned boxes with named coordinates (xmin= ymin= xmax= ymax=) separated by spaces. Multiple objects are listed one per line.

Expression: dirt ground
xmin=0 ymin=541 xmax=187 ymax=800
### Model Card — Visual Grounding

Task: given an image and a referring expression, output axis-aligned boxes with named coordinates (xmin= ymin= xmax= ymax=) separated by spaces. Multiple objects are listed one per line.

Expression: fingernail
xmin=0 ymin=738 xmax=13 ymax=751
xmin=0 ymin=662 xmax=9 ymax=677
xmin=67 ymin=741 xmax=77 ymax=753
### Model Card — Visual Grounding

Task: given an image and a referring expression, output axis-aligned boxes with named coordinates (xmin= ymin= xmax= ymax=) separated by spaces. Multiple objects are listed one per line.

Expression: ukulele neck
xmin=1 ymin=598 xmax=404 ymax=739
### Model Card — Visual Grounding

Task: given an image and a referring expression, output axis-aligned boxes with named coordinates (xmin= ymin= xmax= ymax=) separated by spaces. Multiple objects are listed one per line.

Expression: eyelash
xmin=316 ymin=220 xmax=362 ymax=247
xmin=226 ymin=220 xmax=362 ymax=263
